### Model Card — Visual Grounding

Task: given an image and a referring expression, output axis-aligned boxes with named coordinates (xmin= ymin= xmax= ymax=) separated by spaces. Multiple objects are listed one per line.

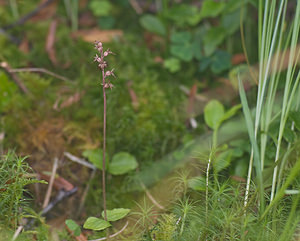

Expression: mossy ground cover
xmin=1 ymin=1 xmax=300 ymax=240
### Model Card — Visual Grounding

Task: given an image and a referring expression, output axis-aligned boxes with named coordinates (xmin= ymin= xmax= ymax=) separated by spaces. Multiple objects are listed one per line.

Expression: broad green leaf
xmin=164 ymin=58 xmax=181 ymax=73
xmin=199 ymin=57 xmax=212 ymax=72
xmin=170 ymin=43 xmax=193 ymax=62
xmin=210 ymin=50 xmax=232 ymax=73
xmin=165 ymin=4 xmax=201 ymax=26
xmin=192 ymin=29 xmax=203 ymax=60
xmin=204 ymin=100 xmax=225 ymax=130
xmin=108 ymin=152 xmax=138 ymax=175
xmin=223 ymin=0 xmax=247 ymax=13
xmin=221 ymin=10 xmax=241 ymax=35
xmin=170 ymin=31 xmax=191 ymax=44
xmin=82 ymin=149 xmax=109 ymax=170
xmin=203 ymin=27 xmax=226 ymax=56
xmin=102 ymin=208 xmax=130 ymax=221
xmin=83 ymin=217 xmax=111 ymax=231
xmin=65 ymin=219 xmax=81 ymax=236
xmin=188 ymin=176 xmax=206 ymax=191
xmin=89 ymin=0 xmax=112 ymax=17
xmin=200 ymin=0 xmax=225 ymax=18
xmin=140 ymin=15 xmax=166 ymax=36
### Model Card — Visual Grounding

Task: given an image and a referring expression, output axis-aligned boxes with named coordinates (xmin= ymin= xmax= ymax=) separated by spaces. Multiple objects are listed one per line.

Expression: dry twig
xmin=42 ymin=157 xmax=59 ymax=208
xmin=9 ymin=67 xmax=72 ymax=82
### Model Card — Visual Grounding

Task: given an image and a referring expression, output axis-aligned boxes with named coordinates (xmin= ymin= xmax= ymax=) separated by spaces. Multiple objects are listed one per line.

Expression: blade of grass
xmin=239 ymin=77 xmax=265 ymax=213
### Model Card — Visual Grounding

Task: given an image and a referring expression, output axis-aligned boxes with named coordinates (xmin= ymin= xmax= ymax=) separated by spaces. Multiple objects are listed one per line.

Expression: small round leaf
xmin=102 ymin=208 xmax=130 ymax=222
xmin=204 ymin=100 xmax=225 ymax=130
xmin=108 ymin=152 xmax=138 ymax=175
xmin=83 ymin=217 xmax=111 ymax=231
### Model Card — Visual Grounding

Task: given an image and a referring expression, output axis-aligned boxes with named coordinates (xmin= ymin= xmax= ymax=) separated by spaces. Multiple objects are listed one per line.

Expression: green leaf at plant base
xmin=200 ymin=0 xmax=225 ymax=19
xmin=204 ymin=100 xmax=225 ymax=130
xmin=164 ymin=58 xmax=181 ymax=73
xmin=83 ymin=217 xmax=111 ymax=231
xmin=203 ymin=27 xmax=226 ymax=56
xmin=139 ymin=15 xmax=166 ymax=36
xmin=188 ymin=176 xmax=206 ymax=191
xmin=101 ymin=208 xmax=130 ymax=222
xmin=108 ymin=152 xmax=138 ymax=175
xmin=82 ymin=149 xmax=109 ymax=170
xmin=89 ymin=0 xmax=112 ymax=17
xmin=65 ymin=219 xmax=81 ymax=237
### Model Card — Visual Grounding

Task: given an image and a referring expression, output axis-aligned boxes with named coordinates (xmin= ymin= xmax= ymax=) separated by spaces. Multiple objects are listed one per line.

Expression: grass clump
xmin=0 ymin=150 xmax=48 ymax=239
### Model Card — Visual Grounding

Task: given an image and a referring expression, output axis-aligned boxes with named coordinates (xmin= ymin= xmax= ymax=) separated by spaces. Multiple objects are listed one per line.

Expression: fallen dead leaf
xmin=46 ymin=20 xmax=58 ymax=65
xmin=0 ymin=132 xmax=4 ymax=141
xmin=154 ymin=56 xmax=163 ymax=63
xmin=53 ymin=91 xmax=85 ymax=111
xmin=79 ymin=0 xmax=89 ymax=8
xmin=72 ymin=28 xmax=123 ymax=43
xmin=232 ymin=53 xmax=246 ymax=65
xmin=187 ymin=83 xmax=197 ymax=117
xmin=127 ymin=81 xmax=139 ymax=110
xmin=40 ymin=173 xmax=74 ymax=191
xmin=79 ymin=11 xmax=96 ymax=28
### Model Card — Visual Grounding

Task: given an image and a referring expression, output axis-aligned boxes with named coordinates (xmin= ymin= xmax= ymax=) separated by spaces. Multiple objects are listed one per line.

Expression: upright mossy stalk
xmin=93 ymin=41 xmax=115 ymax=221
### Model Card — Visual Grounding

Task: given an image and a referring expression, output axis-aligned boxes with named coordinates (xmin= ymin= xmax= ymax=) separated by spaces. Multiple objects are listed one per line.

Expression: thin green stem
xmin=102 ymin=68 xmax=107 ymax=221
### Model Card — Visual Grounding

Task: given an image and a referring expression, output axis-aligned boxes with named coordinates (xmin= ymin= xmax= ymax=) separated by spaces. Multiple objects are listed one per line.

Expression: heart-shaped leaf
xmin=82 ymin=149 xmax=109 ymax=170
xmin=83 ymin=217 xmax=111 ymax=231
xmin=102 ymin=208 xmax=130 ymax=222
xmin=108 ymin=152 xmax=138 ymax=175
